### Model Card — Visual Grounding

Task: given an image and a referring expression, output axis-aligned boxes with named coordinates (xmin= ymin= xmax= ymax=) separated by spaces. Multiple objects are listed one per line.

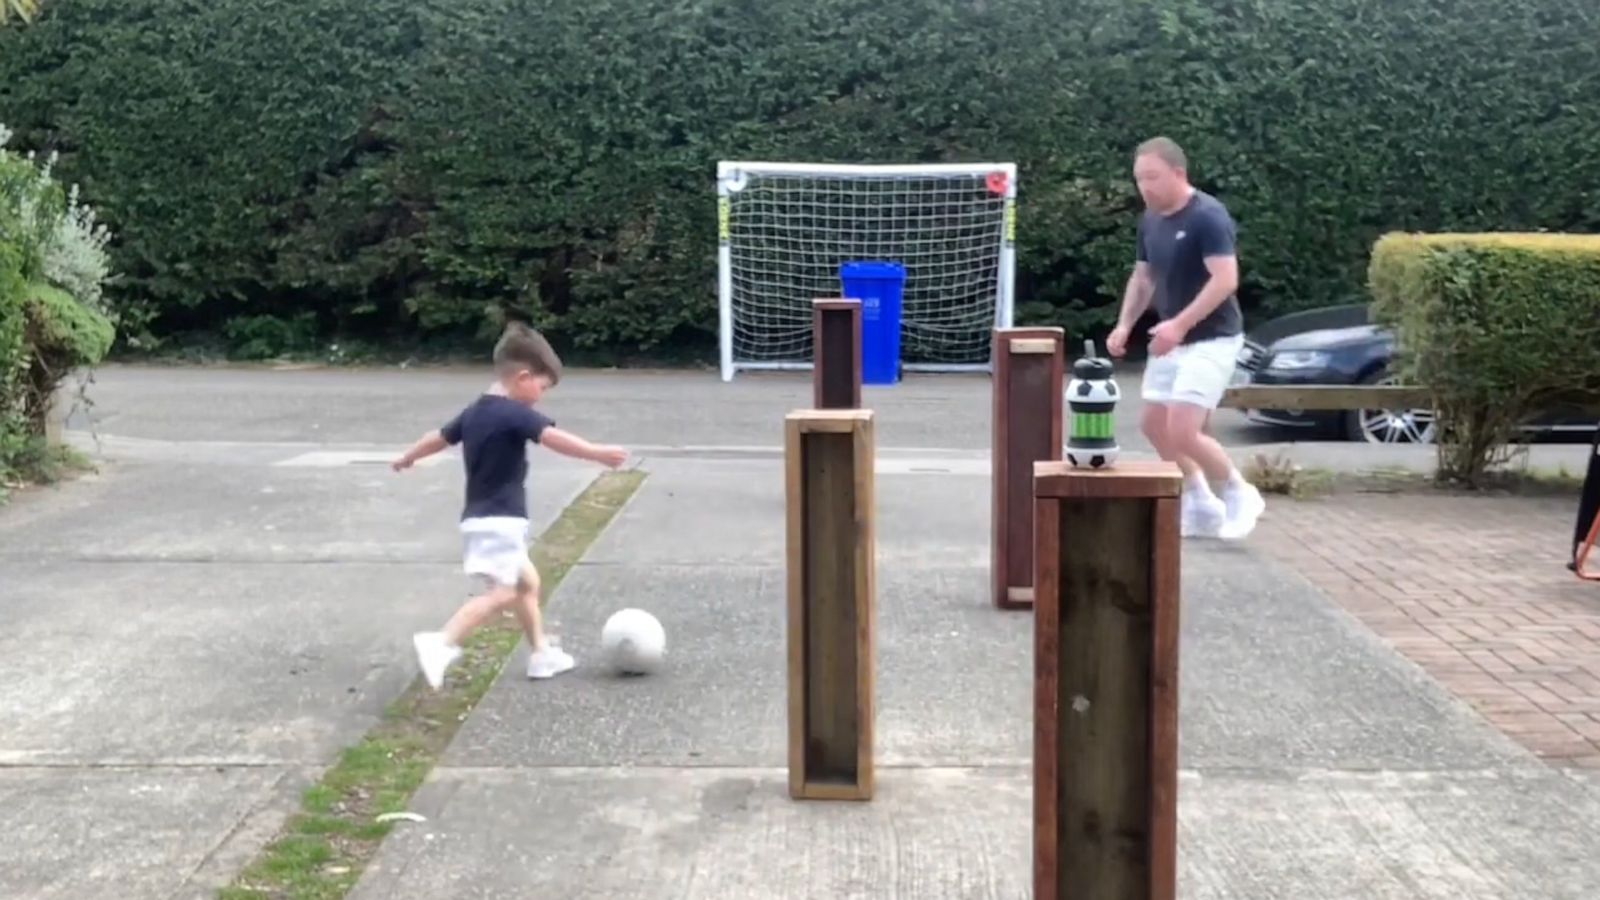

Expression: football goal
xmin=716 ymin=160 xmax=1017 ymax=382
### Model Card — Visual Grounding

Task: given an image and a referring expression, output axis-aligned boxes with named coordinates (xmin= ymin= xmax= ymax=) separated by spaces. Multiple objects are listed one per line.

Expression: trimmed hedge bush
xmin=2 ymin=0 xmax=1599 ymax=359
xmin=1369 ymin=232 xmax=1600 ymax=485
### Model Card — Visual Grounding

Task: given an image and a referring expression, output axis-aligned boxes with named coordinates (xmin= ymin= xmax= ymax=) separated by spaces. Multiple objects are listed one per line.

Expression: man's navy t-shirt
xmin=440 ymin=394 xmax=555 ymax=521
xmin=1135 ymin=190 xmax=1243 ymax=344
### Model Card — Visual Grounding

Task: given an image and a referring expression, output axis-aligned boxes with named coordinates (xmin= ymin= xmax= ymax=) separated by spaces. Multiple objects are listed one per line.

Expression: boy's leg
xmin=514 ymin=560 xmax=575 ymax=679
xmin=508 ymin=560 xmax=545 ymax=651
xmin=414 ymin=517 xmax=529 ymax=691
xmin=442 ymin=585 xmax=515 ymax=646
xmin=413 ymin=582 xmax=517 ymax=690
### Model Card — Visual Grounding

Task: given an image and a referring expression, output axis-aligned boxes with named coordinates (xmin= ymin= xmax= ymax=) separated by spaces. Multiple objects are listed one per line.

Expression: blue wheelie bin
xmin=839 ymin=261 xmax=907 ymax=385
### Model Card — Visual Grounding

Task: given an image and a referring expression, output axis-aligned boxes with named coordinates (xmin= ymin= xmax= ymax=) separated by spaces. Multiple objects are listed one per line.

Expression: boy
xmin=392 ymin=322 xmax=629 ymax=689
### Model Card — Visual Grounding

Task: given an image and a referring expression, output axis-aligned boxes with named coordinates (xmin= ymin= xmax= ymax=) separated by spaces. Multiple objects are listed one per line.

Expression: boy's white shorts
xmin=1140 ymin=333 xmax=1245 ymax=409
xmin=460 ymin=516 xmax=531 ymax=588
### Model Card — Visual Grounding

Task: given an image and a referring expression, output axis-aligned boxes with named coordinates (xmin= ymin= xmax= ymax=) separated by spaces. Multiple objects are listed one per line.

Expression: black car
xmin=1233 ymin=304 xmax=1595 ymax=443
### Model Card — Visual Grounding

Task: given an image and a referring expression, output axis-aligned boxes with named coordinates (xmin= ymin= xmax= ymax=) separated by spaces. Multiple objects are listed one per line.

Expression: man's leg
xmin=1142 ymin=358 xmax=1224 ymax=537
xmin=1164 ymin=401 xmax=1237 ymax=484
xmin=1165 ymin=337 xmax=1264 ymax=539
xmin=1141 ymin=400 xmax=1202 ymax=480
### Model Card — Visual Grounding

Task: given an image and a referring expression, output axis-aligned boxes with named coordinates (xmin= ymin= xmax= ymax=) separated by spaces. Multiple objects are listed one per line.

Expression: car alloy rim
xmin=1356 ymin=372 xmax=1437 ymax=443
xmin=1358 ymin=403 xmax=1436 ymax=443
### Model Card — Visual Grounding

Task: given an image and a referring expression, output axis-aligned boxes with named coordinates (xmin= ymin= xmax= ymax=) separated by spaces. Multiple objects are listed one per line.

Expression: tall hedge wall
xmin=2 ymin=0 xmax=1597 ymax=358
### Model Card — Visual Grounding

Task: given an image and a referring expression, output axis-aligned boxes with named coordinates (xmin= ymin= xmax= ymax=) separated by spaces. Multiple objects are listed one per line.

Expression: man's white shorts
xmin=1141 ymin=333 xmax=1245 ymax=409
xmin=460 ymin=516 xmax=530 ymax=588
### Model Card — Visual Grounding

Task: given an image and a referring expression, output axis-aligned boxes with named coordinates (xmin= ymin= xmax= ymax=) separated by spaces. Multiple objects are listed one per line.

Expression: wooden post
xmin=1033 ymin=460 xmax=1183 ymax=900
xmin=813 ymin=299 xmax=862 ymax=409
xmin=785 ymin=409 xmax=876 ymax=800
xmin=991 ymin=327 xmax=1065 ymax=610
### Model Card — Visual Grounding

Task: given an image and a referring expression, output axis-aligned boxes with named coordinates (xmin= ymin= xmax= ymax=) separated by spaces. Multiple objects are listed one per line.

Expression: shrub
xmin=0 ymin=122 xmax=115 ymax=490
xmin=1369 ymin=232 xmax=1600 ymax=486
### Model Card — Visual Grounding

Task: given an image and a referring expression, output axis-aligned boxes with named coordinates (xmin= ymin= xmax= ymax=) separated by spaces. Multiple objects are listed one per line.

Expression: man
xmin=1107 ymin=136 xmax=1264 ymax=540
xmin=1570 ymin=421 xmax=1600 ymax=575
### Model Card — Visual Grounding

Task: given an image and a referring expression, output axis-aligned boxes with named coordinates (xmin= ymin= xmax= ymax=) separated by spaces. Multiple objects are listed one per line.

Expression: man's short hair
xmin=493 ymin=322 xmax=562 ymax=385
xmin=1135 ymin=136 xmax=1187 ymax=171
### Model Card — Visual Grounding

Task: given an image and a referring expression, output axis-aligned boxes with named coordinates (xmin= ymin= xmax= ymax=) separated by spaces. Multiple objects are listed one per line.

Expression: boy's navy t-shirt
xmin=440 ymin=394 xmax=554 ymax=521
xmin=1135 ymin=189 xmax=1243 ymax=344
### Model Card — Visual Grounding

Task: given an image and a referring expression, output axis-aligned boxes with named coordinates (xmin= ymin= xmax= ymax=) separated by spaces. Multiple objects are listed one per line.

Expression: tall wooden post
xmin=1033 ymin=460 xmax=1182 ymax=900
xmin=813 ymin=299 xmax=863 ymax=410
xmin=991 ymin=327 xmax=1065 ymax=610
xmin=785 ymin=408 xmax=875 ymax=800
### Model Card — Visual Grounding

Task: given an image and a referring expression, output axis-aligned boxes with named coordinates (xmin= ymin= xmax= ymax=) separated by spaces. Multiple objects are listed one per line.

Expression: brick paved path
xmin=1254 ymin=488 xmax=1600 ymax=769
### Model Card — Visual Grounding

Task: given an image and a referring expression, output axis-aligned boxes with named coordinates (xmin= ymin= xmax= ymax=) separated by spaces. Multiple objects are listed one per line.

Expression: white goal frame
xmin=717 ymin=160 xmax=1017 ymax=382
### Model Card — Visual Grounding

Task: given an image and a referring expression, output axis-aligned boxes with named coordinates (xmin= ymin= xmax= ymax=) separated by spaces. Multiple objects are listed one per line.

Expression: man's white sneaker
xmin=413 ymin=631 xmax=461 ymax=690
xmin=527 ymin=643 xmax=576 ymax=680
xmin=1218 ymin=482 xmax=1266 ymax=541
xmin=1181 ymin=491 xmax=1226 ymax=538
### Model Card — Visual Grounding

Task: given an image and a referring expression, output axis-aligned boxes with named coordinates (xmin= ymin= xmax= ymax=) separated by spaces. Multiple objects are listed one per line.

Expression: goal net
xmin=716 ymin=161 xmax=1017 ymax=382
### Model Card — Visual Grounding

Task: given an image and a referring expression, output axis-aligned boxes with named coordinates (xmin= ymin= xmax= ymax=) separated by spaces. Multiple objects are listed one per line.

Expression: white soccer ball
xmin=599 ymin=608 xmax=666 ymax=675
xmin=1066 ymin=447 xmax=1120 ymax=469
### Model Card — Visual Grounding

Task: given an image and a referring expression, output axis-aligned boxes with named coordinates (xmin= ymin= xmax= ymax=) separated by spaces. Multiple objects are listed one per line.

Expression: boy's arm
xmin=392 ymin=429 xmax=452 ymax=471
xmin=395 ymin=410 xmax=464 ymax=472
xmin=539 ymin=426 xmax=629 ymax=469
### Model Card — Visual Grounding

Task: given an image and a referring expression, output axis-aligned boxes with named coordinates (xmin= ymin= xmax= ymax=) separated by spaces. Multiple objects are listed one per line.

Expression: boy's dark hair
xmin=493 ymin=322 xmax=562 ymax=385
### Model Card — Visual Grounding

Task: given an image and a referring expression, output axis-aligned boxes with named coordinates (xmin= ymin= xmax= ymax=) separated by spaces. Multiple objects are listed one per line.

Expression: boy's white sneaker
xmin=413 ymin=631 xmax=461 ymax=690
xmin=1181 ymin=490 xmax=1226 ymax=538
xmin=527 ymin=641 xmax=576 ymax=680
xmin=1218 ymin=481 xmax=1267 ymax=541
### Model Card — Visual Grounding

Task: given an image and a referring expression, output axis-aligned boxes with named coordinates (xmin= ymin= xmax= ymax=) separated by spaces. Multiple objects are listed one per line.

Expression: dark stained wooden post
xmin=813 ymin=299 xmax=863 ymax=409
xmin=785 ymin=408 xmax=876 ymax=800
xmin=991 ymin=327 xmax=1065 ymax=610
xmin=1033 ymin=460 xmax=1183 ymax=900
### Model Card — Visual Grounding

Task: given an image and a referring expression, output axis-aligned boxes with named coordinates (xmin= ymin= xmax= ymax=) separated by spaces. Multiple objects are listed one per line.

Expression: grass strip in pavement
xmin=220 ymin=469 xmax=647 ymax=900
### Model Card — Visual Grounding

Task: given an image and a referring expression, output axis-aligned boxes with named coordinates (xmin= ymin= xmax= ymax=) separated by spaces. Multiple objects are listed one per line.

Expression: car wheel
xmin=1343 ymin=372 xmax=1437 ymax=444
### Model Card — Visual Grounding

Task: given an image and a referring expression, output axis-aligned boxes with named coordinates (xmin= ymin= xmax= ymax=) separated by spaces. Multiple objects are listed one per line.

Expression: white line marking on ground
xmin=273 ymin=450 xmax=449 ymax=468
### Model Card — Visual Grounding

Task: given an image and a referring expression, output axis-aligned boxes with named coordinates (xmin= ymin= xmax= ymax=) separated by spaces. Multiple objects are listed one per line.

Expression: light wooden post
xmin=813 ymin=299 xmax=863 ymax=410
xmin=991 ymin=327 xmax=1065 ymax=610
xmin=785 ymin=409 xmax=875 ymax=800
xmin=1033 ymin=460 xmax=1183 ymax=900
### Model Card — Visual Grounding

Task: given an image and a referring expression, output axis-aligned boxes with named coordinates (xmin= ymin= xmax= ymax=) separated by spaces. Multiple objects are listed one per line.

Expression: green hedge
xmin=1369 ymin=232 xmax=1600 ymax=484
xmin=2 ymin=0 xmax=1598 ymax=359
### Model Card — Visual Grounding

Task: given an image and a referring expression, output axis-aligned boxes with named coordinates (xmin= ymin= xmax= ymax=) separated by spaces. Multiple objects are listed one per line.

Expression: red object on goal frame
xmin=986 ymin=170 xmax=1009 ymax=196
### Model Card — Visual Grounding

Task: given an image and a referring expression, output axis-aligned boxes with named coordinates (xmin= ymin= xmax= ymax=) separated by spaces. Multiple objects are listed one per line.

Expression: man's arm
xmin=1117 ymin=262 xmax=1156 ymax=329
xmin=1170 ymin=254 xmax=1239 ymax=333
xmin=1169 ymin=207 xmax=1240 ymax=333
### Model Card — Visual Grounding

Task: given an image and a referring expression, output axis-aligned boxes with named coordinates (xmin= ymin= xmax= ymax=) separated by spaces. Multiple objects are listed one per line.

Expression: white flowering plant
xmin=0 ymin=122 xmax=115 ymax=490
xmin=0 ymin=123 xmax=116 ymax=314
